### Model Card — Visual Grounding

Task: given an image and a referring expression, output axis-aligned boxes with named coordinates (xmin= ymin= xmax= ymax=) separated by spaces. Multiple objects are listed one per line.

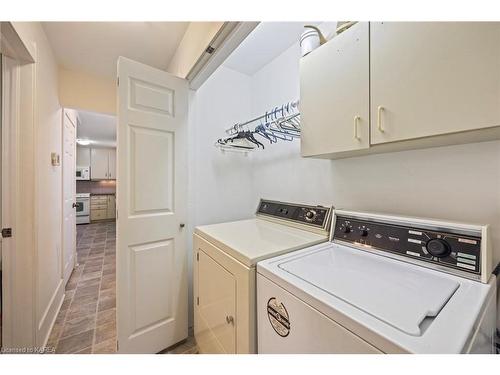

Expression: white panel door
xmin=62 ymin=109 xmax=77 ymax=285
xmin=90 ymin=148 xmax=109 ymax=180
xmin=371 ymin=22 xmax=500 ymax=144
xmin=300 ymin=22 xmax=369 ymax=156
xmin=117 ymin=57 xmax=188 ymax=353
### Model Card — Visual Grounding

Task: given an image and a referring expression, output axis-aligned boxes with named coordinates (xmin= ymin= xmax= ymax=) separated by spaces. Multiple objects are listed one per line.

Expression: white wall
xmin=191 ymin=65 xmax=255 ymax=226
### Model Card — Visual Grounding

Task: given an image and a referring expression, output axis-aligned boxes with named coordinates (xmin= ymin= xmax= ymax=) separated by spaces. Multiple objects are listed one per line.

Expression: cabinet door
xmin=90 ymin=148 xmax=109 ymax=180
xmin=300 ymin=22 xmax=369 ymax=156
xmin=197 ymin=250 xmax=236 ymax=353
xmin=107 ymin=195 xmax=116 ymax=219
xmin=108 ymin=148 xmax=116 ymax=179
xmin=76 ymin=146 xmax=91 ymax=166
xmin=371 ymin=22 xmax=500 ymax=144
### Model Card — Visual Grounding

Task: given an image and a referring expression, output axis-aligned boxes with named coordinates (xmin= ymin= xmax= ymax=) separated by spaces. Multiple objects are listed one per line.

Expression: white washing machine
xmin=257 ymin=209 xmax=498 ymax=354
xmin=193 ymin=199 xmax=332 ymax=353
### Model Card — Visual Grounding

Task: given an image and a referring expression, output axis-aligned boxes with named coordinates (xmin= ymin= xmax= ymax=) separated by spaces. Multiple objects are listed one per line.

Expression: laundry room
xmin=189 ymin=21 xmax=500 ymax=354
xmin=1 ymin=2 xmax=500 ymax=367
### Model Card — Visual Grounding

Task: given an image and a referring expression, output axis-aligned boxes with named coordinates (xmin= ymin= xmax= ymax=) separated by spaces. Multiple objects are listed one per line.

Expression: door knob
xmin=72 ymin=203 xmax=78 ymax=208
xmin=226 ymin=315 xmax=234 ymax=325
xmin=179 ymin=223 xmax=185 ymax=228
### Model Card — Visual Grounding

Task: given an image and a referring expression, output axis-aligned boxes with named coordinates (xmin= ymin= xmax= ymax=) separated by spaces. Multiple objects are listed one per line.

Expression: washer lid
xmin=195 ymin=219 xmax=327 ymax=267
xmin=278 ymin=244 xmax=460 ymax=336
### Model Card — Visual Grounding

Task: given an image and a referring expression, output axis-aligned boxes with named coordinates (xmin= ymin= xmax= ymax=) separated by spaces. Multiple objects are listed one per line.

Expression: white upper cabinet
xmin=301 ymin=22 xmax=370 ymax=157
xmin=108 ymin=148 xmax=116 ymax=179
xmin=300 ymin=22 xmax=500 ymax=159
xmin=91 ymin=148 xmax=116 ymax=180
xmin=76 ymin=146 xmax=91 ymax=166
xmin=370 ymin=22 xmax=500 ymax=144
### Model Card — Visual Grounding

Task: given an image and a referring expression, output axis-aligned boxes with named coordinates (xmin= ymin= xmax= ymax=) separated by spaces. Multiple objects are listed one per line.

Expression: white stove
xmin=257 ymin=209 xmax=497 ymax=353
xmin=76 ymin=193 xmax=90 ymax=224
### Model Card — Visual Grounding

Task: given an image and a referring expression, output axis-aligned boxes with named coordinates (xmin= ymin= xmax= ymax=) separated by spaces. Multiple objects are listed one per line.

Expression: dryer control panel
xmin=257 ymin=199 xmax=331 ymax=231
xmin=332 ymin=211 xmax=489 ymax=282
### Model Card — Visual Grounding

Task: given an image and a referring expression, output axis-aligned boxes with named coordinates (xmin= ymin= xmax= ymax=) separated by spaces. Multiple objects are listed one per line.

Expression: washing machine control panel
xmin=334 ymin=215 xmax=482 ymax=277
xmin=257 ymin=200 xmax=331 ymax=229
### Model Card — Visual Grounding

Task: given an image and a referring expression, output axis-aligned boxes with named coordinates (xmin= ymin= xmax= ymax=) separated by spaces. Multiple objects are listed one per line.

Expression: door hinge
xmin=196 ymin=252 xmax=199 ymax=261
xmin=117 ymin=77 xmax=119 ymax=86
xmin=117 ymin=341 xmax=119 ymax=351
xmin=196 ymin=297 xmax=199 ymax=306
xmin=2 ymin=228 xmax=12 ymax=238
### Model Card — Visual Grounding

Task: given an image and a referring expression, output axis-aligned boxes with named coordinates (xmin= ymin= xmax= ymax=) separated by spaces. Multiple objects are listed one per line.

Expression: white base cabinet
xmin=90 ymin=194 xmax=116 ymax=222
xmin=301 ymin=22 xmax=500 ymax=159
xmin=193 ymin=233 xmax=255 ymax=354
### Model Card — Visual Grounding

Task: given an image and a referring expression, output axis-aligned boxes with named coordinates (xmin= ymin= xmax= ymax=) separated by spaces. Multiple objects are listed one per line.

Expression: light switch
xmin=51 ymin=152 xmax=60 ymax=166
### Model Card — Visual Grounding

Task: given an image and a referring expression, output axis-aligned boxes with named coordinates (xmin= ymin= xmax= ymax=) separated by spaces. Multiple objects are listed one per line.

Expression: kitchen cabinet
xmin=107 ymin=195 xmax=116 ymax=219
xmin=90 ymin=194 xmax=116 ymax=221
xmin=91 ymin=148 xmax=116 ymax=180
xmin=370 ymin=22 xmax=500 ymax=145
xmin=300 ymin=22 xmax=500 ymax=159
xmin=301 ymin=22 xmax=369 ymax=156
xmin=76 ymin=146 xmax=91 ymax=166
xmin=108 ymin=149 xmax=116 ymax=179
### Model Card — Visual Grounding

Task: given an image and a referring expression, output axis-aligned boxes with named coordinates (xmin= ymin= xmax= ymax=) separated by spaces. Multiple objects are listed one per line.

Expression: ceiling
xmin=42 ymin=22 xmax=189 ymax=78
xmin=77 ymin=110 xmax=116 ymax=147
xmin=223 ymin=22 xmax=321 ymax=76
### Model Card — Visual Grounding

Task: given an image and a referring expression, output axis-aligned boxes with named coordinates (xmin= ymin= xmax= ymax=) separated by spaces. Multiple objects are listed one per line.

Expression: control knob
xmin=305 ymin=210 xmax=317 ymax=222
xmin=359 ymin=228 xmax=368 ymax=237
xmin=426 ymin=238 xmax=451 ymax=258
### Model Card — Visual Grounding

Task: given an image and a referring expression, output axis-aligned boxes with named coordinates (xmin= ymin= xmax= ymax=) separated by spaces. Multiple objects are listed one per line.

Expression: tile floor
xmin=46 ymin=220 xmax=198 ymax=355
xmin=47 ymin=221 xmax=117 ymax=354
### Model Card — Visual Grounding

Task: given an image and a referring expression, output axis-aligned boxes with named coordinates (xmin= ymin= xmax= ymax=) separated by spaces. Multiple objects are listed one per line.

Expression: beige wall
xmin=11 ymin=21 xmax=65 ymax=347
xmin=59 ymin=67 xmax=116 ymax=115
xmin=167 ymin=22 xmax=223 ymax=78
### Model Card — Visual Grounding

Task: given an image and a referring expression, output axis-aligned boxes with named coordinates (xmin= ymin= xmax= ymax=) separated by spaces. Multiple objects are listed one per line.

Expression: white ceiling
xmin=77 ymin=110 xmax=116 ymax=147
xmin=42 ymin=22 xmax=189 ymax=78
xmin=223 ymin=22 xmax=320 ymax=76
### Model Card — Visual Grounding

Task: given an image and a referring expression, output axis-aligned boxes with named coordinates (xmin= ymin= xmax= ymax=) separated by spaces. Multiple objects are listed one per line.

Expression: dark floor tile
xmin=67 ymin=301 xmax=98 ymax=321
xmin=75 ymin=284 xmax=100 ymax=298
xmin=77 ymin=277 xmax=101 ymax=288
xmin=56 ymin=330 xmax=94 ymax=354
xmin=98 ymin=295 xmax=116 ymax=312
xmin=94 ymin=321 xmax=116 ymax=345
xmin=60 ymin=315 xmax=96 ymax=339
xmin=93 ymin=338 xmax=117 ymax=354
xmin=96 ymin=308 xmax=116 ymax=327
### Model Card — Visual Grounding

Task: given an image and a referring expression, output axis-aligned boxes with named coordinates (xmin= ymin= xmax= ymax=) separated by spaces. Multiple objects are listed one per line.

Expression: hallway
xmin=47 ymin=221 xmax=116 ymax=354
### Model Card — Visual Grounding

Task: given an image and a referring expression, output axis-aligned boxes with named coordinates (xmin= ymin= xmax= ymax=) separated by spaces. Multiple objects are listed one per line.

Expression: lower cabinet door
xmin=196 ymin=249 xmax=236 ymax=353
xmin=91 ymin=208 xmax=107 ymax=221
xmin=107 ymin=195 xmax=116 ymax=219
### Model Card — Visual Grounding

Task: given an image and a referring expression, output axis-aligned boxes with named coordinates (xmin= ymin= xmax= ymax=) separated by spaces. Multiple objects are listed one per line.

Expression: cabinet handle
xmin=225 ymin=315 xmax=234 ymax=325
xmin=353 ymin=116 xmax=361 ymax=140
xmin=377 ymin=106 xmax=385 ymax=132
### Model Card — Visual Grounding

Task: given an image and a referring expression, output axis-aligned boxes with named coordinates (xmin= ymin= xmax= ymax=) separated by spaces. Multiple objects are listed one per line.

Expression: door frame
xmin=1 ymin=22 xmax=37 ymax=350
xmin=1 ymin=53 xmax=19 ymax=348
